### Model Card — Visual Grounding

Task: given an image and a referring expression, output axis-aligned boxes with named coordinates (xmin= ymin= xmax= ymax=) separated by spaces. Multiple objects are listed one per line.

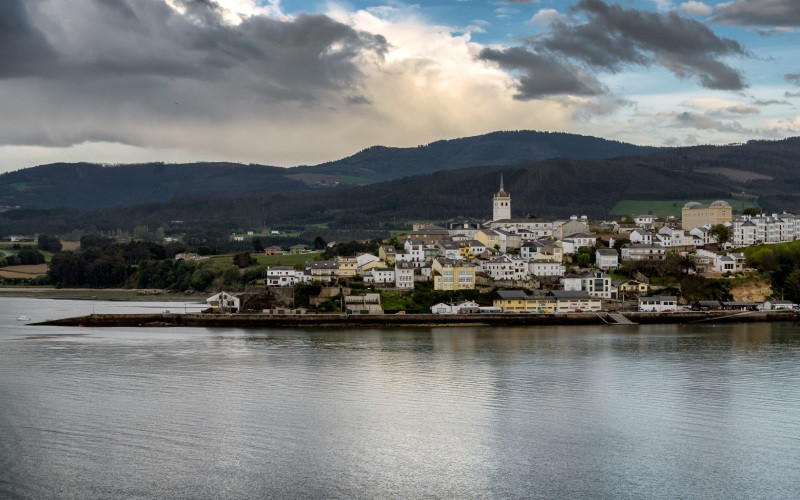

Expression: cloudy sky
xmin=2 ymin=0 xmax=800 ymax=173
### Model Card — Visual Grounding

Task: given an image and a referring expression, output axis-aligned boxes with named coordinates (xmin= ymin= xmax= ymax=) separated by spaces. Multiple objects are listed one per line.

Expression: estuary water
xmin=1 ymin=297 xmax=799 ymax=499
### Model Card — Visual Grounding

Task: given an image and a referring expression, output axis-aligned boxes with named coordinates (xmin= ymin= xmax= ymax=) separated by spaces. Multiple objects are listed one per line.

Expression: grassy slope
xmin=203 ymin=251 xmax=322 ymax=269
xmin=611 ymin=199 xmax=744 ymax=218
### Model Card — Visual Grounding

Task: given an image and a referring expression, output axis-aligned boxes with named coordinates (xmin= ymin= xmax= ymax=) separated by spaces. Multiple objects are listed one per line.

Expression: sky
xmin=1 ymin=0 xmax=800 ymax=173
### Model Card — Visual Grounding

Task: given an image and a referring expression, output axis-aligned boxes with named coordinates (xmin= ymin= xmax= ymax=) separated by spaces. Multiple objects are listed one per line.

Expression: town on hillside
xmin=215 ymin=175 xmax=799 ymax=315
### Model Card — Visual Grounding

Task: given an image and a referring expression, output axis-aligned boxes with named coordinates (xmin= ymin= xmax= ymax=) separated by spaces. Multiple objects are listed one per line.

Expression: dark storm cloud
xmin=479 ymin=47 xmax=606 ymax=99
xmin=1 ymin=0 xmax=387 ymax=101
xmin=0 ymin=0 xmax=388 ymax=148
xmin=538 ymin=0 xmax=747 ymax=90
xmin=711 ymin=0 xmax=800 ymax=28
xmin=0 ymin=1 xmax=57 ymax=77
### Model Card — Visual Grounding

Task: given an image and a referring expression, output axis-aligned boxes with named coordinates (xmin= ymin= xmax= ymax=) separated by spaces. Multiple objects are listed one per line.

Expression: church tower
xmin=492 ymin=174 xmax=511 ymax=221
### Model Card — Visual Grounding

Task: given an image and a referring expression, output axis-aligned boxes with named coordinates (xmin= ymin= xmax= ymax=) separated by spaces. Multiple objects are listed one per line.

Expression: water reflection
xmin=1 ymin=298 xmax=800 ymax=499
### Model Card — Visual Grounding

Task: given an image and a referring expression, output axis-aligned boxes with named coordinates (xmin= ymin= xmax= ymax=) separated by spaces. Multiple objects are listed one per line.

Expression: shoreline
xmin=31 ymin=310 xmax=800 ymax=328
xmin=0 ymin=287 xmax=208 ymax=302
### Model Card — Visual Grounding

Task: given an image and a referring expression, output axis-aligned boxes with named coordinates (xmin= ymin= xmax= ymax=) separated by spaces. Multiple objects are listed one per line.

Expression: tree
xmin=252 ymin=238 xmax=264 ymax=253
xmin=742 ymin=207 xmax=762 ymax=216
xmin=313 ymin=236 xmax=327 ymax=251
xmin=709 ymin=224 xmax=732 ymax=247
xmin=37 ymin=234 xmax=62 ymax=253
xmin=80 ymin=234 xmax=114 ymax=250
xmin=784 ymin=268 xmax=800 ymax=302
xmin=233 ymin=251 xmax=255 ymax=268
xmin=612 ymin=237 xmax=630 ymax=251
xmin=575 ymin=247 xmax=592 ymax=267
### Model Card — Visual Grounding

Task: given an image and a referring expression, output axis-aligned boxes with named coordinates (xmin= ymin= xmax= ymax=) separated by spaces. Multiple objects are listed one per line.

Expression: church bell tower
xmin=492 ymin=174 xmax=511 ymax=221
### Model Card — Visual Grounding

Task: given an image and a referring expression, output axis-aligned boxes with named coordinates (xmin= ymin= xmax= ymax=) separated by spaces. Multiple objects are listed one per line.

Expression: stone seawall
xmin=32 ymin=310 xmax=800 ymax=329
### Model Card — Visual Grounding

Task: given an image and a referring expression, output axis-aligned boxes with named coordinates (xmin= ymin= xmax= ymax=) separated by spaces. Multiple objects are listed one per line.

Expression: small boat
xmin=17 ymin=315 xmax=31 ymax=321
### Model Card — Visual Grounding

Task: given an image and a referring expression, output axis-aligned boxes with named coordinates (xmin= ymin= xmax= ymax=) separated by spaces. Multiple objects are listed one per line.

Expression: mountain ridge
xmin=0 ymin=130 xmax=661 ymax=211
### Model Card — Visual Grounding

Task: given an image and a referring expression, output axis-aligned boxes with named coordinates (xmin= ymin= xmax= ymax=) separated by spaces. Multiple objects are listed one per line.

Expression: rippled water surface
xmin=2 ymin=297 xmax=800 ymax=499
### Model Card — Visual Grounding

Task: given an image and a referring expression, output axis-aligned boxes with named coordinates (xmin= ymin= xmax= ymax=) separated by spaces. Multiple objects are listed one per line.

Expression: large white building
xmin=728 ymin=213 xmax=800 ymax=247
xmin=480 ymin=255 xmax=529 ymax=281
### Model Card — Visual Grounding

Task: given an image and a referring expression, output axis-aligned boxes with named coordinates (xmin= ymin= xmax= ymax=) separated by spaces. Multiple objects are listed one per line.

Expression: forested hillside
xmin=0 ymin=162 xmax=308 ymax=210
xmin=0 ymin=157 xmax=736 ymax=237
xmin=295 ymin=130 xmax=662 ymax=181
xmin=2 ymin=135 xmax=800 ymax=240
xmin=0 ymin=131 xmax=659 ymax=210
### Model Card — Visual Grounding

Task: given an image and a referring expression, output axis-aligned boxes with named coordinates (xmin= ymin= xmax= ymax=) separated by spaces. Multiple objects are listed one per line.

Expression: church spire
xmin=496 ymin=173 xmax=509 ymax=198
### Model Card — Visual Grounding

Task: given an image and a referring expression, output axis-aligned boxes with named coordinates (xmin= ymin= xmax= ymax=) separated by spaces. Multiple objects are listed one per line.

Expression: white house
xmin=206 ymin=292 xmax=240 ymax=313
xmin=306 ymin=261 xmax=339 ymax=283
xmin=638 ymin=296 xmax=678 ymax=312
xmin=480 ymin=255 xmax=529 ymax=281
xmin=629 ymin=229 xmax=653 ymax=245
xmin=431 ymin=302 xmax=453 ymax=314
xmin=562 ymin=273 xmax=583 ymax=291
xmin=657 ymin=227 xmax=694 ymax=247
xmin=520 ymin=240 xmax=538 ymax=259
xmin=621 ymin=244 xmax=667 ymax=262
xmin=394 ymin=261 xmax=415 ymax=289
xmin=581 ymin=271 xmax=616 ymax=299
xmin=398 ymin=240 xmax=427 ymax=268
xmin=689 ymin=226 xmax=714 ymax=246
xmin=529 ymin=259 xmax=566 ymax=277
xmin=635 ymin=214 xmax=656 ymax=228
xmin=364 ymin=267 xmax=395 ymax=285
xmin=564 ymin=232 xmax=595 ymax=249
xmin=714 ymin=252 xmax=746 ymax=272
xmin=266 ymin=266 xmax=303 ymax=286
xmin=595 ymin=248 xmax=619 ymax=270
xmin=436 ymin=240 xmax=462 ymax=260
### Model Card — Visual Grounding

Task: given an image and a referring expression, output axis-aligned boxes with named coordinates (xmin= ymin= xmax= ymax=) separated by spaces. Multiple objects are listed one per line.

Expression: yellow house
xmin=493 ymin=290 xmax=556 ymax=313
xmin=615 ymin=279 xmax=649 ymax=294
xmin=458 ymin=240 xmax=486 ymax=260
xmin=475 ymin=229 xmax=501 ymax=250
xmin=531 ymin=244 xmax=564 ymax=263
xmin=548 ymin=291 xmax=602 ymax=312
xmin=335 ymin=256 xmax=358 ymax=277
xmin=431 ymin=257 xmax=476 ymax=291
xmin=458 ymin=243 xmax=474 ymax=260
xmin=378 ymin=245 xmax=398 ymax=265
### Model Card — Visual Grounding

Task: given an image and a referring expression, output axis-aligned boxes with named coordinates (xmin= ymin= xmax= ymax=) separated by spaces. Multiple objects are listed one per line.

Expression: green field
xmin=254 ymin=252 xmax=321 ymax=267
xmin=203 ymin=251 xmax=321 ymax=269
xmin=0 ymin=242 xmax=56 ymax=263
xmin=612 ymin=199 xmax=744 ymax=218
xmin=339 ymin=176 xmax=374 ymax=185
